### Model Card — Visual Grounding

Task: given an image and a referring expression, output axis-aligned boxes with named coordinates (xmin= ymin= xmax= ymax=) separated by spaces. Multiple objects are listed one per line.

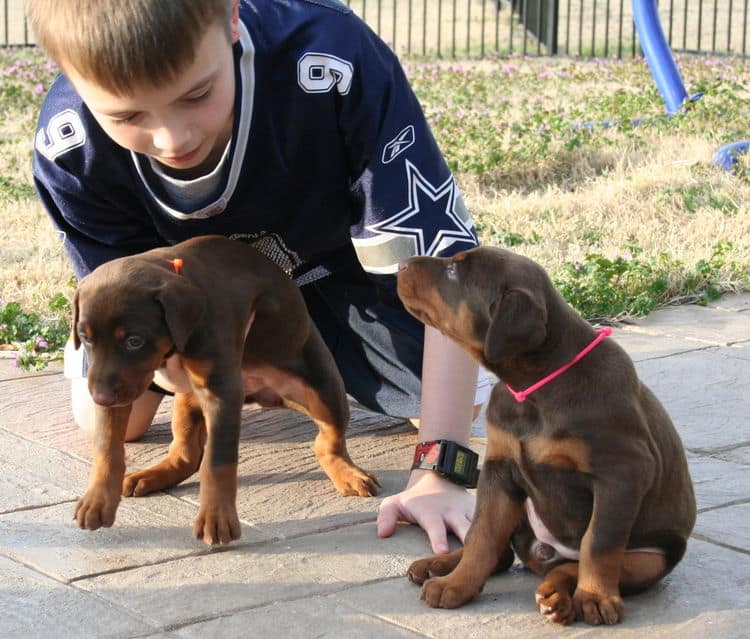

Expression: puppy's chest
xmin=486 ymin=400 xmax=592 ymax=475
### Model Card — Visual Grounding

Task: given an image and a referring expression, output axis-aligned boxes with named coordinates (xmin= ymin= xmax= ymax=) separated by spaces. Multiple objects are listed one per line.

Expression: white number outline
xmin=297 ymin=52 xmax=354 ymax=95
xmin=35 ymin=109 xmax=87 ymax=161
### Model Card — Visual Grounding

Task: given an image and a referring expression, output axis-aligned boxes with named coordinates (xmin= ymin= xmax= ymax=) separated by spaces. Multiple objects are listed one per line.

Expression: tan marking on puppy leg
xmin=75 ymin=404 xmax=130 ymax=530
xmin=574 ymin=545 xmax=626 ymax=625
xmin=535 ymin=562 xmax=579 ymax=625
xmin=194 ymin=461 xmax=241 ymax=545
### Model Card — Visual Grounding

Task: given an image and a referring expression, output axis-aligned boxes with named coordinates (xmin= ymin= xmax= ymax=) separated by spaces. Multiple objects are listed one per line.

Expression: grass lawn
xmin=1 ymin=46 xmax=749 ymax=367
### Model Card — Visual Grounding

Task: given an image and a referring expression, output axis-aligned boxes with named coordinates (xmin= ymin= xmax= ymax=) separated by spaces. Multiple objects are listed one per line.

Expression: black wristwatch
xmin=412 ymin=440 xmax=479 ymax=488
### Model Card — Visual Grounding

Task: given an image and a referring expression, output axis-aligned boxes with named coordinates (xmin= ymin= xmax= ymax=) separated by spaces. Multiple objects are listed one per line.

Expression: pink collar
xmin=505 ymin=327 xmax=613 ymax=403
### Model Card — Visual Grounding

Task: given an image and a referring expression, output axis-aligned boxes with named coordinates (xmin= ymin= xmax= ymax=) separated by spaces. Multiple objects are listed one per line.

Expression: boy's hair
xmin=26 ymin=0 xmax=233 ymax=95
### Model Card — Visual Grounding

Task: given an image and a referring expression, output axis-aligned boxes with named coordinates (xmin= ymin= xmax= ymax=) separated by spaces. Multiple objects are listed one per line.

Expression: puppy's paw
xmin=122 ymin=469 xmax=165 ymax=497
xmin=122 ymin=462 xmax=193 ymax=497
xmin=573 ymin=588 xmax=625 ymax=625
xmin=420 ymin=575 xmax=480 ymax=609
xmin=74 ymin=485 xmax=121 ymax=530
xmin=321 ymin=456 xmax=381 ymax=497
xmin=193 ymin=501 xmax=242 ymax=546
xmin=408 ymin=551 xmax=462 ymax=585
xmin=535 ymin=580 xmax=575 ymax=625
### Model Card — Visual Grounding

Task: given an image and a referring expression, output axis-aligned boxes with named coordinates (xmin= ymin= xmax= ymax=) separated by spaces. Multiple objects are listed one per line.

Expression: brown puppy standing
xmin=73 ymin=235 xmax=379 ymax=545
xmin=397 ymin=247 xmax=695 ymax=625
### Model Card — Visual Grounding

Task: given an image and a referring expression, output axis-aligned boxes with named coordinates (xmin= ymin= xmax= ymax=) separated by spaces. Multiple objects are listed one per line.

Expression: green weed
xmin=0 ymin=294 xmax=70 ymax=370
xmin=554 ymin=241 xmax=746 ymax=321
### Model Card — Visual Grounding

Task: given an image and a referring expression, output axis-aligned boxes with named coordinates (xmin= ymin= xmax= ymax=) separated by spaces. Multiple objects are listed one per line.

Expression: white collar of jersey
xmin=130 ymin=21 xmax=255 ymax=220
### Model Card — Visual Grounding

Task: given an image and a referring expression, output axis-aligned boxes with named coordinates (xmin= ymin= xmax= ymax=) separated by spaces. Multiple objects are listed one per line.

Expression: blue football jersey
xmin=32 ymin=0 xmax=478 ymax=290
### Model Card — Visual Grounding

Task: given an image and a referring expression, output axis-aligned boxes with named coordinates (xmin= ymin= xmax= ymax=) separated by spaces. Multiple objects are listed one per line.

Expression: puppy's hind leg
xmin=122 ymin=391 xmax=206 ymax=496
xmin=535 ymin=552 xmax=668 ymax=626
xmin=283 ymin=330 xmax=380 ymax=497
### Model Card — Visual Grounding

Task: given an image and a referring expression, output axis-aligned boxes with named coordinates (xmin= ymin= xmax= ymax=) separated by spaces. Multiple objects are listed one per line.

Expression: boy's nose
xmin=152 ymin=123 xmax=191 ymax=154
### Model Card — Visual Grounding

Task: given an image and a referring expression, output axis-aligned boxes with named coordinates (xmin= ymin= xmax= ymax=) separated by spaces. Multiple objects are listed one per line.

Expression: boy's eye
xmin=111 ymin=112 xmax=139 ymax=124
xmin=185 ymin=88 xmax=211 ymax=102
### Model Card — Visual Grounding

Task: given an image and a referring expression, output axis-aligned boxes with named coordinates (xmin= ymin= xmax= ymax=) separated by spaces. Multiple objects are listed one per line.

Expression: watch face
xmin=453 ymin=449 xmax=468 ymax=475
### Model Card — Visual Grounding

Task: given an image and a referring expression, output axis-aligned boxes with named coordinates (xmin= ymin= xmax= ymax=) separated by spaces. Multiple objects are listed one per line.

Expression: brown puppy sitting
xmin=73 ymin=235 xmax=379 ymax=545
xmin=397 ymin=247 xmax=695 ymax=625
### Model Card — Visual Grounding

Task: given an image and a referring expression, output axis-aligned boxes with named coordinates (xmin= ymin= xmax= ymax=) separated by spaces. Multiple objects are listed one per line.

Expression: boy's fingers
xmin=418 ymin=513 xmax=450 ymax=554
xmin=376 ymin=498 xmax=400 ymax=538
xmin=444 ymin=510 xmax=472 ymax=544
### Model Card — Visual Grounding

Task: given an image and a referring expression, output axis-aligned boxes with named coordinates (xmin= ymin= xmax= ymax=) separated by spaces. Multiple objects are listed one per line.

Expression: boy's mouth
xmin=161 ymin=144 xmax=203 ymax=167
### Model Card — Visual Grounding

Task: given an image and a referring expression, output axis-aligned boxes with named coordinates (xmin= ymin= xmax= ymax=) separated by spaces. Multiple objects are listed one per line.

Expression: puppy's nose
xmin=91 ymin=386 xmax=118 ymax=407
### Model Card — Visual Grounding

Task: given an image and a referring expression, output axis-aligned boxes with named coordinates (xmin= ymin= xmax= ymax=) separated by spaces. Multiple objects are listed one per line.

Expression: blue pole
xmin=632 ymin=0 xmax=688 ymax=114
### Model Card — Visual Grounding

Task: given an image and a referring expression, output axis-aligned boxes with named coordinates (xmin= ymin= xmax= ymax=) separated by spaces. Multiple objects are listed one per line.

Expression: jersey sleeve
xmin=33 ymin=170 xmax=163 ymax=280
xmin=32 ymin=80 xmax=165 ymax=279
xmin=339 ymin=19 xmax=479 ymax=277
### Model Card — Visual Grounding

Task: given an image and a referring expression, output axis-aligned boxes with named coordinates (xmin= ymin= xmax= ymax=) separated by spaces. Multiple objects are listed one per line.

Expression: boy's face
xmin=64 ymin=21 xmax=239 ymax=178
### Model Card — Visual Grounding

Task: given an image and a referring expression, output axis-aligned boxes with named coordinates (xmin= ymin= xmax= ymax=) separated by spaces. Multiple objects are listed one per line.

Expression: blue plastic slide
xmin=632 ymin=0 xmax=748 ymax=169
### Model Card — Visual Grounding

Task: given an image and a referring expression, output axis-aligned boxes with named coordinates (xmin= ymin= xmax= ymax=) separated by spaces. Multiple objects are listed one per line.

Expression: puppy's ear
xmin=72 ymin=288 xmax=81 ymax=349
xmin=155 ymin=278 xmax=205 ymax=352
xmin=483 ymin=288 xmax=547 ymax=362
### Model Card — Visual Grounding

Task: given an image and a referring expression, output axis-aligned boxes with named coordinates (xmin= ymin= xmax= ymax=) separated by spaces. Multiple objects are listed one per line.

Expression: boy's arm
xmin=325 ymin=13 xmax=481 ymax=549
xmin=377 ymin=326 xmax=478 ymax=554
xmin=33 ymin=80 xmax=164 ymax=278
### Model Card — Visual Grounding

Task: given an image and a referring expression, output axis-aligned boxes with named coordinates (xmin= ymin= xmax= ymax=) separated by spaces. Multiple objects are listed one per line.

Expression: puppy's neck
xmin=493 ymin=316 xmax=598 ymax=393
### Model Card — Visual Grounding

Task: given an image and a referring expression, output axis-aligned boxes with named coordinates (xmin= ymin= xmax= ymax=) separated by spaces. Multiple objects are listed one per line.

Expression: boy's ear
xmin=230 ymin=0 xmax=241 ymax=43
xmin=483 ymin=289 xmax=547 ymax=362
xmin=155 ymin=278 xmax=205 ymax=352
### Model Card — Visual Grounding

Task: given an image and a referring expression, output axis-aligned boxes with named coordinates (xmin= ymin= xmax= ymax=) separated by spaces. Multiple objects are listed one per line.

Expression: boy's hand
xmin=376 ymin=469 xmax=475 ymax=554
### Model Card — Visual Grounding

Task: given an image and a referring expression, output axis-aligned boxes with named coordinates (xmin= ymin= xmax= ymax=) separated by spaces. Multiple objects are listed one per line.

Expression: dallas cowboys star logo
xmin=367 ymin=160 xmax=477 ymax=256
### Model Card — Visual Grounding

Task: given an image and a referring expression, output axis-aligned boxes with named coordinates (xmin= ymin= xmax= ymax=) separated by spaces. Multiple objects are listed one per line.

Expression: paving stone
xmin=76 ymin=523 xmax=436 ymax=629
xmin=693 ymin=502 xmax=750 ymax=552
xmin=120 ymin=405 xmax=415 ymax=540
xmin=707 ymin=293 xmax=750 ymax=313
xmin=337 ymin=538 xmax=750 ymax=638
xmin=171 ymin=594 xmax=428 ymax=638
xmin=4 ymin=295 xmax=750 ymax=638
xmin=0 ymin=430 xmax=88 ymax=514
xmin=0 ymin=494 xmax=244 ymax=582
xmin=716 ymin=444 xmax=750 ymax=466
xmin=633 ymin=347 xmax=750 ymax=451
xmin=688 ymin=455 xmax=750 ymax=511
xmin=625 ymin=304 xmax=750 ymax=346
xmin=0 ymin=555 xmax=156 ymax=639
xmin=0 ymin=374 xmax=92 ymax=459
xmin=611 ymin=327 xmax=710 ymax=362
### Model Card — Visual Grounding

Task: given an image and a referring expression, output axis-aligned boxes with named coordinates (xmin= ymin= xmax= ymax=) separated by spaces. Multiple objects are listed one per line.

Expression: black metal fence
xmin=2 ymin=0 xmax=748 ymax=59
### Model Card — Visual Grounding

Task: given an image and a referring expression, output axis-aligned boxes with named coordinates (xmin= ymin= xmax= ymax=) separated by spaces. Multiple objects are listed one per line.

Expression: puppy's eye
xmin=446 ymin=261 xmax=458 ymax=280
xmin=125 ymin=335 xmax=145 ymax=351
xmin=78 ymin=331 xmax=92 ymax=346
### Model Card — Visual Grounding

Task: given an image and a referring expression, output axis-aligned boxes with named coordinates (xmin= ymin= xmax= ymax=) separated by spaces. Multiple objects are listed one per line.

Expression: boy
xmin=27 ymin=0 xmax=490 ymax=554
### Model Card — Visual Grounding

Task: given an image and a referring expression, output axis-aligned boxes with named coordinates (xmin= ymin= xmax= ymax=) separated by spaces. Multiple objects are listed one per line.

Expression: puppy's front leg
xmin=189 ymin=369 xmax=244 ymax=546
xmin=75 ymin=404 xmax=130 ymax=529
xmin=571 ymin=477 xmax=645 ymax=625
xmin=418 ymin=458 xmax=523 ymax=608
